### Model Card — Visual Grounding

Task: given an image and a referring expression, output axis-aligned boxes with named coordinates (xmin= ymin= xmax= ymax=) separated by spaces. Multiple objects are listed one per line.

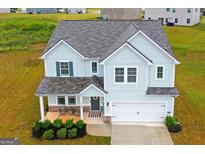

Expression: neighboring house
xmin=26 ymin=8 xmax=58 ymax=14
xmin=0 ymin=8 xmax=10 ymax=13
xmin=101 ymin=8 xmax=142 ymax=20
xmin=36 ymin=20 xmax=180 ymax=123
xmin=67 ymin=8 xmax=86 ymax=14
xmin=145 ymin=8 xmax=200 ymax=26
xmin=201 ymin=8 xmax=205 ymax=16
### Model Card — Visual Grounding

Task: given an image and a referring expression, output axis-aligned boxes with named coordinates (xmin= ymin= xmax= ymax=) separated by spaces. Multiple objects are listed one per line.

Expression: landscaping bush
xmin=165 ymin=116 xmax=182 ymax=133
xmin=57 ymin=128 xmax=67 ymax=139
xmin=67 ymin=128 xmax=77 ymax=139
xmin=76 ymin=120 xmax=85 ymax=129
xmin=65 ymin=119 xmax=73 ymax=129
xmin=32 ymin=121 xmax=44 ymax=138
xmin=53 ymin=119 xmax=63 ymax=129
xmin=76 ymin=120 xmax=86 ymax=137
xmin=43 ymin=129 xmax=55 ymax=140
xmin=42 ymin=120 xmax=52 ymax=129
xmin=165 ymin=116 xmax=177 ymax=128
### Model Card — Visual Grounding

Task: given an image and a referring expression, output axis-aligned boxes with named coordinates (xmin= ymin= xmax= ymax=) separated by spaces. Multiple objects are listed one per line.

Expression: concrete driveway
xmin=111 ymin=123 xmax=173 ymax=145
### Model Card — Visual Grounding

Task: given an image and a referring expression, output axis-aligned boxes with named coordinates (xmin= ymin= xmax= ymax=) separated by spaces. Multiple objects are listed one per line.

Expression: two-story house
xmin=144 ymin=8 xmax=200 ymax=26
xmin=36 ymin=20 xmax=180 ymax=123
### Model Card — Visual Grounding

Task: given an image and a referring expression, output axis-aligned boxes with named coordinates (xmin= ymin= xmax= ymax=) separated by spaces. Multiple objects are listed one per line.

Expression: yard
xmin=0 ymin=12 xmax=204 ymax=144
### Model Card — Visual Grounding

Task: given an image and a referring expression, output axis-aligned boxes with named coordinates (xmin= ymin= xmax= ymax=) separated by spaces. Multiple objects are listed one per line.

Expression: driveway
xmin=111 ymin=123 xmax=173 ymax=145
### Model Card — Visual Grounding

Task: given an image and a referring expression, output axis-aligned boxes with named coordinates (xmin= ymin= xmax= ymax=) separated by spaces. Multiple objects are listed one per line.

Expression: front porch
xmin=36 ymin=76 xmax=111 ymax=124
xmin=45 ymin=111 xmax=105 ymax=124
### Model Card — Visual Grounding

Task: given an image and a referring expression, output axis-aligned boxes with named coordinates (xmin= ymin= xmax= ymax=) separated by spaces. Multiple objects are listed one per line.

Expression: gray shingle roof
xmin=36 ymin=76 xmax=106 ymax=95
xmin=146 ymin=87 xmax=179 ymax=96
xmin=42 ymin=20 xmax=173 ymax=61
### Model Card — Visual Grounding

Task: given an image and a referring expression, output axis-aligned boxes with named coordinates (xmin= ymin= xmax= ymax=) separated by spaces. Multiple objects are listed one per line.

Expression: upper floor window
xmin=172 ymin=8 xmax=176 ymax=13
xmin=115 ymin=68 xmax=124 ymax=83
xmin=156 ymin=66 xmax=164 ymax=80
xmin=127 ymin=68 xmax=137 ymax=83
xmin=60 ymin=62 xmax=69 ymax=75
xmin=187 ymin=18 xmax=191 ymax=24
xmin=166 ymin=8 xmax=170 ymax=12
xmin=91 ymin=61 xmax=98 ymax=74
xmin=114 ymin=66 xmax=138 ymax=84
xmin=187 ymin=8 xmax=191 ymax=13
xmin=195 ymin=8 xmax=198 ymax=12
xmin=57 ymin=96 xmax=65 ymax=105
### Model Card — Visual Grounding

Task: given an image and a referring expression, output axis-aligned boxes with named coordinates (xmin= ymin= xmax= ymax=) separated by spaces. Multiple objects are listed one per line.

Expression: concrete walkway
xmin=86 ymin=124 xmax=111 ymax=137
xmin=111 ymin=123 xmax=173 ymax=145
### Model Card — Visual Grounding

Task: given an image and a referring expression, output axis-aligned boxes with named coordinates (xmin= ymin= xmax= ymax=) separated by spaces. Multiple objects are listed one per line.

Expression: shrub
xmin=165 ymin=116 xmax=177 ymax=128
xmin=43 ymin=129 xmax=55 ymax=140
xmin=76 ymin=120 xmax=85 ymax=129
xmin=57 ymin=128 xmax=67 ymax=139
xmin=65 ymin=119 xmax=73 ymax=129
xmin=32 ymin=121 xmax=44 ymax=138
xmin=33 ymin=121 xmax=43 ymax=131
xmin=67 ymin=128 xmax=77 ymax=139
xmin=42 ymin=120 xmax=52 ymax=129
xmin=53 ymin=119 xmax=63 ymax=129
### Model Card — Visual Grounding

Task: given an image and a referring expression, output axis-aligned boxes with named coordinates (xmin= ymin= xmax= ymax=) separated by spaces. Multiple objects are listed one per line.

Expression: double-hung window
xmin=57 ymin=96 xmax=65 ymax=105
xmin=187 ymin=8 xmax=191 ymax=13
xmin=187 ymin=18 xmax=190 ymax=24
xmin=60 ymin=62 xmax=69 ymax=76
xmin=91 ymin=62 xmax=98 ymax=74
xmin=166 ymin=8 xmax=170 ymax=12
xmin=127 ymin=68 xmax=137 ymax=83
xmin=68 ymin=97 xmax=76 ymax=105
xmin=156 ymin=66 xmax=164 ymax=80
xmin=115 ymin=68 xmax=124 ymax=83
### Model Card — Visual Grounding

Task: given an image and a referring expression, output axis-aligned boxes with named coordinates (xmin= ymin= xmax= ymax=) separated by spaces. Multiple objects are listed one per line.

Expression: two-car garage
xmin=112 ymin=102 xmax=167 ymax=123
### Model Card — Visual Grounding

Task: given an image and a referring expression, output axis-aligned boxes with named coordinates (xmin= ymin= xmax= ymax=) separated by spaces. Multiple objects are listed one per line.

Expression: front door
xmin=91 ymin=97 xmax=100 ymax=110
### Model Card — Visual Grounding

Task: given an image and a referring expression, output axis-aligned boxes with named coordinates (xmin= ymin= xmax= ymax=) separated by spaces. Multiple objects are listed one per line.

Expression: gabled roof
xmin=36 ymin=76 xmax=107 ymax=95
xmin=41 ymin=20 xmax=175 ymax=61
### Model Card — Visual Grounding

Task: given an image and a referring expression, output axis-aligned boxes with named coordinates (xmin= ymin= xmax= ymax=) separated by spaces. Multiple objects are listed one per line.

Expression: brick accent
xmin=103 ymin=116 xmax=111 ymax=124
xmin=49 ymin=106 xmax=91 ymax=112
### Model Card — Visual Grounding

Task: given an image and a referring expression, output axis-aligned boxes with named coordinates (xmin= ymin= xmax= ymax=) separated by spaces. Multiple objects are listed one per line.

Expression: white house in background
xmin=36 ymin=20 xmax=179 ymax=124
xmin=145 ymin=8 xmax=200 ymax=26
xmin=0 ymin=8 xmax=10 ymax=13
xmin=101 ymin=8 xmax=142 ymax=20
xmin=67 ymin=8 xmax=86 ymax=14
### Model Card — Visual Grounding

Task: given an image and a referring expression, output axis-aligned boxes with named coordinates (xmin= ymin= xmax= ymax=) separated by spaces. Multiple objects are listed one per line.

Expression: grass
xmin=164 ymin=17 xmax=205 ymax=144
xmin=0 ymin=13 xmax=100 ymax=52
xmin=0 ymin=13 xmax=110 ymax=145
xmin=0 ymin=13 xmax=205 ymax=144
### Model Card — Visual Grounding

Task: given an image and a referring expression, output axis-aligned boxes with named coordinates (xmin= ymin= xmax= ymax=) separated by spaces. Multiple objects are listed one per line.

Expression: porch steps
xmin=88 ymin=111 xmax=101 ymax=118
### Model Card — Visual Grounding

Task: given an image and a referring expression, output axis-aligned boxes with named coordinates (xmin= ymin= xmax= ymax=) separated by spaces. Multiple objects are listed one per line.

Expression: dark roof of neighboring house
xmin=146 ymin=87 xmax=179 ymax=96
xmin=42 ymin=20 xmax=173 ymax=61
xmin=36 ymin=76 xmax=106 ymax=95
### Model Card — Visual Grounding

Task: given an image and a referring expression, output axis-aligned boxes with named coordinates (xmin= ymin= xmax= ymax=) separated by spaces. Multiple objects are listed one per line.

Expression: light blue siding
xmin=104 ymin=45 xmax=148 ymax=91
xmin=129 ymin=33 xmax=175 ymax=87
xmin=44 ymin=42 xmax=103 ymax=77
xmin=80 ymin=86 xmax=104 ymax=97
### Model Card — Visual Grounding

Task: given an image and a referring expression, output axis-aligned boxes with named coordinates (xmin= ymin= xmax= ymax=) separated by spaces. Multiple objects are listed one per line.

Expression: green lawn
xmin=164 ymin=17 xmax=205 ymax=144
xmin=0 ymin=13 xmax=205 ymax=144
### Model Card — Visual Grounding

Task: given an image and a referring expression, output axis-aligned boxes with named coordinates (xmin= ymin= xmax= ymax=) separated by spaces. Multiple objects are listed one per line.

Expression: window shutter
xmin=56 ymin=62 xmax=60 ymax=77
xmin=69 ymin=61 xmax=74 ymax=76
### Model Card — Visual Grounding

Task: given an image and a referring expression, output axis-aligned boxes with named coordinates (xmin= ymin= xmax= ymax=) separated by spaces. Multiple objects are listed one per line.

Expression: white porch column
xmin=80 ymin=96 xmax=83 ymax=120
xmin=39 ymin=96 xmax=45 ymax=122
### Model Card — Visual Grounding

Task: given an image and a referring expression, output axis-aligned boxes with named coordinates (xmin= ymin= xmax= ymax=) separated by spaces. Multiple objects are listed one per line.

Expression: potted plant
xmin=165 ymin=115 xmax=182 ymax=133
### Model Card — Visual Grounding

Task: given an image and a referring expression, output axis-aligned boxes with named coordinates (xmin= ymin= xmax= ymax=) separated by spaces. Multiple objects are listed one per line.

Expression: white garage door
xmin=112 ymin=102 xmax=166 ymax=122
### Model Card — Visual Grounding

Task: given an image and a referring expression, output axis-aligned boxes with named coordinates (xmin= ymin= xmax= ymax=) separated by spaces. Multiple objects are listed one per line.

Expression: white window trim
xmin=59 ymin=61 xmax=70 ymax=77
xmin=56 ymin=96 xmax=66 ymax=106
xmin=90 ymin=61 xmax=98 ymax=75
xmin=68 ymin=96 xmax=77 ymax=105
xmin=56 ymin=96 xmax=78 ymax=106
xmin=156 ymin=65 xmax=165 ymax=80
xmin=113 ymin=66 xmax=138 ymax=84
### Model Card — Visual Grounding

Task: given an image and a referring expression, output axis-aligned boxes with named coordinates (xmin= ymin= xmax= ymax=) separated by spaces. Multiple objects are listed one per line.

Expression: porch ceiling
xmin=36 ymin=76 xmax=107 ymax=95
